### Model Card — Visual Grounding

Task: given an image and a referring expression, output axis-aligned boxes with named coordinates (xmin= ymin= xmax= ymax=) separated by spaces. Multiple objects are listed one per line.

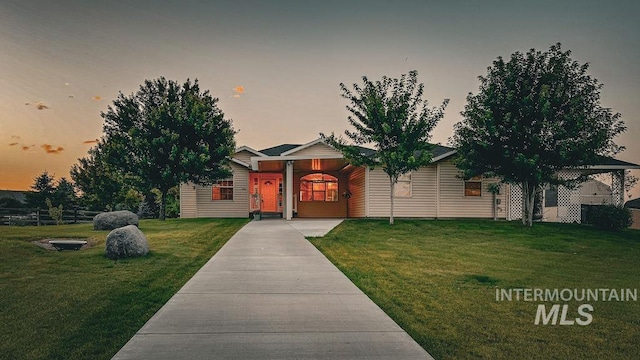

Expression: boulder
xmin=94 ymin=210 xmax=139 ymax=230
xmin=105 ymin=225 xmax=149 ymax=260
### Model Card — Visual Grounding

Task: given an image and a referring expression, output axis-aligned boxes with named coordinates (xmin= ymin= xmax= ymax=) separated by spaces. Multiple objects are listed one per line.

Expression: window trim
xmin=464 ymin=176 xmax=482 ymax=197
xmin=299 ymin=173 xmax=339 ymax=202
xmin=212 ymin=178 xmax=234 ymax=201
xmin=394 ymin=172 xmax=412 ymax=198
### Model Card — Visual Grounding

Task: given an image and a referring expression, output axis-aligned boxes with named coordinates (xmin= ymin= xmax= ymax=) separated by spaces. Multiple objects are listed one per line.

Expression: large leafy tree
xmin=71 ymin=142 xmax=131 ymax=211
xmin=101 ymin=77 xmax=236 ymax=220
xmin=452 ymin=43 xmax=626 ymax=226
xmin=322 ymin=70 xmax=449 ymax=224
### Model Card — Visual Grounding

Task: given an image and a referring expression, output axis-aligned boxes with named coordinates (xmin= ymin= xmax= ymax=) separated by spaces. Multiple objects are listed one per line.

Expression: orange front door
xmin=261 ymin=180 xmax=277 ymax=212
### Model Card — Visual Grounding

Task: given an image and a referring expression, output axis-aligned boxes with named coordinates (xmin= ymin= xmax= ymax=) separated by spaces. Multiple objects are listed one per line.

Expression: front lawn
xmin=0 ymin=218 xmax=248 ymax=360
xmin=310 ymin=220 xmax=640 ymax=360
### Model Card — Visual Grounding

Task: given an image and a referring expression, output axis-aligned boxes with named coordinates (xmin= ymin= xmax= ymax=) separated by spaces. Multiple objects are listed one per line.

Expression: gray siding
xmin=233 ymin=150 xmax=255 ymax=165
xmin=347 ymin=167 xmax=366 ymax=217
xmin=180 ymin=183 xmax=197 ymax=218
xmin=289 ymin=143 xmax=342 ymax=157
xmin=368 ymin=167 xmax=438 ymax=218
xmin=187 ymin=163 xmax=250 ymax=218
xmin=437 ymin=160 xmax=506 ymax=218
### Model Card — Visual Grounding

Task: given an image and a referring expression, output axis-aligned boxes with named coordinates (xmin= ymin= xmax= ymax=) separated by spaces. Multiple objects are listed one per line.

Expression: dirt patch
xmin=32 ymin=238 xmax=96 ymax=251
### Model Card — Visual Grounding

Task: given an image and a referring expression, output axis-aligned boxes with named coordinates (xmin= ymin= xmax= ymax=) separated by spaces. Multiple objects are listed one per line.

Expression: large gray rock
xmin=94 ymin=210 xmax=139 ymax=230
xmin=105 ymin=225 xmax=149 ymax=260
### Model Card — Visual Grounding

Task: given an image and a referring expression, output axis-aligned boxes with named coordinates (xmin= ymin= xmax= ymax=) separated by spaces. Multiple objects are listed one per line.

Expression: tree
xmin=101 ymin=77 xmax=236 ymax=220
xmin=322 ymin=70 xmax=449 ymax=224
xmin=452 ymin=43 xmax=626 ymax=226
xmin=53 ymin=177 xmax=78 ymax=210
xmin=71 ymin=142 xmax=131 ymax=211
xmin=25 ymin=171 xmax=56 ymax=209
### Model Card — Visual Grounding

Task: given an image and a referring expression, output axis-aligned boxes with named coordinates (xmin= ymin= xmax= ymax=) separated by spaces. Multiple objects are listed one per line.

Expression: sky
xmin=1 ymin=0 xmax=639 ymax=199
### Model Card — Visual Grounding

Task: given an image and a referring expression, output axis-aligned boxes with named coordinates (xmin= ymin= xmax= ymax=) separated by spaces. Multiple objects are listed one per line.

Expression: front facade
xmin=180 ymin=139 xmax=509 ymax=220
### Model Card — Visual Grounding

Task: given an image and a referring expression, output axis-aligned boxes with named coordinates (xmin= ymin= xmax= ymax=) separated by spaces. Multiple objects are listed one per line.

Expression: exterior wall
xmin=233 ymin=150 xmax=256 ymax=164
xmin=630 ymin=209 xmax=640 ymax=230
xmin=294 ymin=170 xmax=347 ymax=218
xmin=186 ymin=163 xmax=250 ymax=218
xmin=179 ymin=183 xmax=198 ymax=218
xmin=367 ymin=166 xmax=438 ymax=218
xmin=347 ymin=167 xmax=366 ymax=218
xmin=438 ymin=160 xmax=506 ymax=218
xmin=288 ymin=143 xmax=342 ymax=157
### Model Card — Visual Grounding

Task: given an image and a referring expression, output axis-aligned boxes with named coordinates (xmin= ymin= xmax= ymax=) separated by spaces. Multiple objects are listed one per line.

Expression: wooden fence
xmin=0 ymin=208 xmax=102 ymax=226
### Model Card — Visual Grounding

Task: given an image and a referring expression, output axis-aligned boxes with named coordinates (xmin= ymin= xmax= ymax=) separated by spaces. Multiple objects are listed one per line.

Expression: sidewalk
xmin=112 ymin=220 xmax=433 ymax=359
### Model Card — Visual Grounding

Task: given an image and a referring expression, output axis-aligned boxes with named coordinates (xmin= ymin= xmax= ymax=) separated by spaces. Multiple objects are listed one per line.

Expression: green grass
xmin=0 ymin=218 xmax=248 ymax=360
xmin=310 ymin=219 xmax=640 ymax=360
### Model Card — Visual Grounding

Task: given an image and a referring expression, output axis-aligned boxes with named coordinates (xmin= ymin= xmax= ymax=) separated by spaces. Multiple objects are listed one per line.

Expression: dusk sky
xmin=1 ymin=0 xmax=639 ymax=199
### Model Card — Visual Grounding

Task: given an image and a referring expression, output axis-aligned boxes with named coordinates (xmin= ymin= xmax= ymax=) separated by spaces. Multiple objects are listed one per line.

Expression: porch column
xmin=286 ymin=160 xmax=293 ymax=220
xmin=612 ymin=170 xmax=625 ymax=206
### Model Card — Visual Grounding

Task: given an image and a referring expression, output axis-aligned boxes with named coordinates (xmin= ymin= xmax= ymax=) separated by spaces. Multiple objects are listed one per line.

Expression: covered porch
xmin=250 ymin=155 xmax=360 ymax=220
xmin=508 ymin=158 xmax=640 ymax=223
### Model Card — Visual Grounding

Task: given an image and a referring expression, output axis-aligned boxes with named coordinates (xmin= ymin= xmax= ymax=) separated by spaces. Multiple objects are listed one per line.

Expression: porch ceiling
xmin=256 ymin=158 xmax=349 ymax=172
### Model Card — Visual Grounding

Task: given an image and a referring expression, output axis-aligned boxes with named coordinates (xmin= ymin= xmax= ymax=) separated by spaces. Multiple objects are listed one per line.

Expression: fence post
xmin=37 ymin=209 xmax=41 ymax=226
xmin=74 ymin=207 xmax=78 ymax=224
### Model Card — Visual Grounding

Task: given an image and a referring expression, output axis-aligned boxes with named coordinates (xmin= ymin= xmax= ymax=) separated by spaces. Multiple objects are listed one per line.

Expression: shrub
xmin=589 ymin=205 xmax=632 ymax=231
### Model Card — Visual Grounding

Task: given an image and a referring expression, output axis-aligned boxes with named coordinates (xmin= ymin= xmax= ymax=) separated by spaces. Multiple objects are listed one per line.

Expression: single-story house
xmin=180 ymin=138 xmax=640 ymax=223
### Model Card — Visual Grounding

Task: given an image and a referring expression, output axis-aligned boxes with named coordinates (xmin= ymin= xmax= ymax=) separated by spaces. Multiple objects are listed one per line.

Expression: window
xmin=300 ymin=173 xmax=338 ymax=202
xmin=394 ymin=172 xmax=412 ymax=197
xmin=212 ymin=179 xmax=234 ymax=200
xmin=464 ymin=176 xmax=482 ymax=196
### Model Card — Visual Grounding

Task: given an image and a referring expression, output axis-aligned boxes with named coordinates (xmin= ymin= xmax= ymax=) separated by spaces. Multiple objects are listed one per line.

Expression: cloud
xmin=92 ymin=95 xmax=103 ymax=101
xmin=25 ymin=101 xmax=50 ymax=110
xmin=232 ymin=85 xmax=245 ymax=98
xmin=65 ymin=82 xmax=70 ymax=86
xmin=82 ymin=139 xmax=98 ymax=144
xmin=9 ymin=142 xmax=18 ymax=146
xmin=41 ymin=144 xmax=64 ymax=154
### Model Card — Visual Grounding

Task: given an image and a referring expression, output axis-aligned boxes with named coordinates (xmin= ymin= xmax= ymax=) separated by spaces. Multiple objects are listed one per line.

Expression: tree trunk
xmin=521 ymin=181 xmax=536 ymax=227
xmin=389 ymin=177 xmax=395 ymax=225
xmin=159 ymin=189 xmax=167 ymax=221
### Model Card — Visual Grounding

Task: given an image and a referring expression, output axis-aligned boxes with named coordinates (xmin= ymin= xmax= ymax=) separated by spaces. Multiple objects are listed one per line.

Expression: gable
xmin=284 ymin=142 xmax=343 ymax=157
xmin=233 ymin=150 xmax=257 ymax=164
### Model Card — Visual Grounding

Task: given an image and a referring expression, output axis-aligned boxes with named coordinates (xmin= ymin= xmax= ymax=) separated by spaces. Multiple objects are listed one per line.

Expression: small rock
xmin=105 ymin=225 xmax=149 ymax=260
xmin=94 ymin=210 xmax=139 ymax=230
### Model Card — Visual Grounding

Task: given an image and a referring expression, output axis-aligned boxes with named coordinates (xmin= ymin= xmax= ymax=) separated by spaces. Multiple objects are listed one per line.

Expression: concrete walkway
xmin=112 ymin=220 xmax=433 ymax=360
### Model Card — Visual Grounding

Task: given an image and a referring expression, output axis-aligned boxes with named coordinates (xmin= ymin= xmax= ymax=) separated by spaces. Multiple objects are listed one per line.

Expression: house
xmin=180 ymin=138 xmax=639 ymax=222
xmin=181 ymin=138 xmax=506 ymax=220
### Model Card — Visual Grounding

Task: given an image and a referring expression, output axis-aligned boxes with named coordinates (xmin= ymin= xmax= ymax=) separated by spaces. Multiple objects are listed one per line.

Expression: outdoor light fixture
xmin=312 ymin=159 xmax=321 ymax=170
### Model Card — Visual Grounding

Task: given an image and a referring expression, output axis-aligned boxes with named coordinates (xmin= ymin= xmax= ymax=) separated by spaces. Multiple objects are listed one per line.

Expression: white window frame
xmin=394 ymin=172 xmax=412 ymax=198
xmin=212 ymin=178 xmax=234 ymax=201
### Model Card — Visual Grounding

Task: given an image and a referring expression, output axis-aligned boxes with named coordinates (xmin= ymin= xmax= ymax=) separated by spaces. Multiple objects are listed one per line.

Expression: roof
xmin=0 ymin=190 xmax=27 ymax=204
xmin=259 ymin=144 xmax=301 ymax=156
xmin=625 ymin=198 xmax=640 ymax=209
xmin=586 ymin=156 xmax=640 ymax=168
xmin=257 ymin=141 xmax=452 ymax=161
